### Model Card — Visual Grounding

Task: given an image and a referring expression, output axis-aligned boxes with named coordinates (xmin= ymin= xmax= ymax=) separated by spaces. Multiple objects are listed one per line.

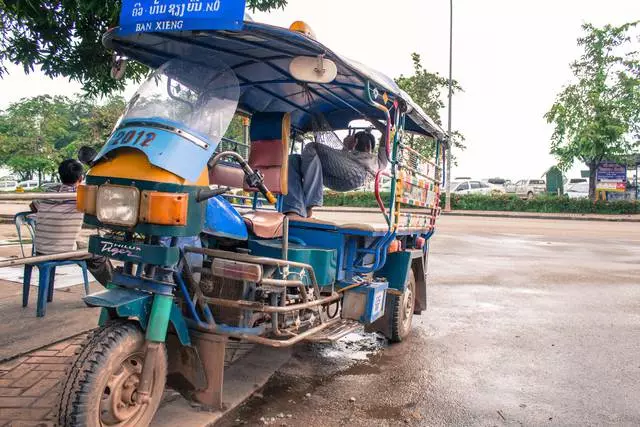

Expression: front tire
xmin=58 ymin=320 xmax=167 ymax=427
xmin=389 ymin=270 xmax=416 ymax=343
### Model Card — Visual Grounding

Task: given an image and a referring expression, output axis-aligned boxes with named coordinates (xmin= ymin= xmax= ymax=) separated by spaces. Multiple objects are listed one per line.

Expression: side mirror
xmin=289 ymin=56 xmax=337 ymax=84
xmin=78 ymin=146 xmax=98 ymax=166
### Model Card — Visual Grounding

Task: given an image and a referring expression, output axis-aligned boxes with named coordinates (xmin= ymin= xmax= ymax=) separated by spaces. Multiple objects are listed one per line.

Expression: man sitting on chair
xmin=30 ymin=159 xmax=113 ymax=286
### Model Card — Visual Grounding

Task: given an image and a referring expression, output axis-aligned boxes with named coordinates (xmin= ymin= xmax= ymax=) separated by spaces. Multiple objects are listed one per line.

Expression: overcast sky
xmin=1 ymin=0 xmax=639 ymax=180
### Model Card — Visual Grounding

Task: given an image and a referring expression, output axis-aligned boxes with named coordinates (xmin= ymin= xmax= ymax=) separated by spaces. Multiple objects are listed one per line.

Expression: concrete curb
xmin=315 ymin=207 xmax=640 ymax=223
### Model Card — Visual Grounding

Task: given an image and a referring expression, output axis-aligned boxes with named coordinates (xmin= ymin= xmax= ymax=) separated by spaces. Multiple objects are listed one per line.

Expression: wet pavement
xmin=218 ymin=216 xmax=640 ymax=426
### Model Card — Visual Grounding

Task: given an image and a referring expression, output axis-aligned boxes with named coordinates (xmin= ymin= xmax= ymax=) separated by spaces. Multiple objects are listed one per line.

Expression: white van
xmin=0 ymin=180 xmax=18 ymax=192
xmin=17 ymin=180 xmax=40 ymax=191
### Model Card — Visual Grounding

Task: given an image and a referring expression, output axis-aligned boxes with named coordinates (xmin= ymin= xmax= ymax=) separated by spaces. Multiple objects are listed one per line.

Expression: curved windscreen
xmin=96 ymin=58 xmax=240 ymax=181
xmin=121 ymin=58 xmax=240 ymax=143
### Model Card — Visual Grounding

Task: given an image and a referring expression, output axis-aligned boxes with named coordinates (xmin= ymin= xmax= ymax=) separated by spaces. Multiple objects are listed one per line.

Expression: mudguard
xmin=86 ymin=288 xmax=192 ymax=346
xmin=203 ymin=195 xmax=248 ymax=241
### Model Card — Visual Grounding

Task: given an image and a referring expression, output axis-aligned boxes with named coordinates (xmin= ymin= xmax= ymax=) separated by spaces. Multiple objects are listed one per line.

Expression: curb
xmin=315 ymin=207 xmax=640 ymax=223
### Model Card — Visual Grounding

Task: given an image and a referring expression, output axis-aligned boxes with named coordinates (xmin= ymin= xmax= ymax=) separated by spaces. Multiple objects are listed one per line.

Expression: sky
xmin=1 ymin=0 xmax=639 ymax=181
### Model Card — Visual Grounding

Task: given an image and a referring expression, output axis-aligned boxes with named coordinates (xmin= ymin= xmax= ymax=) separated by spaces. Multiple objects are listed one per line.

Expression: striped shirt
xmin=32 ymin=184 xmax=84 ymax=255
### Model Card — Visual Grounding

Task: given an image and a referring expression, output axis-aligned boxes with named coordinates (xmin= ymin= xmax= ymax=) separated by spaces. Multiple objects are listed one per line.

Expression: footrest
xmin=305 ymin=319 xmax=360 ymax=343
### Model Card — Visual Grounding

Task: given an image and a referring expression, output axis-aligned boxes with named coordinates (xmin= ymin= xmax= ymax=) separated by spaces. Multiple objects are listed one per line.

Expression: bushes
xmin=323 ymin=191 xmax=640 ymax=214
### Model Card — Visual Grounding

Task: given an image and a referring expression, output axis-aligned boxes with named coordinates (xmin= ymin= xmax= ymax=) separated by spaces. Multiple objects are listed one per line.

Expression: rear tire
xmin=58 ymin=320 xmax=167 ymax=427
xmin=389 ymin=270 xmax=416 ymax=343
xmin=527 ymin=191 xmax=534 ymax=199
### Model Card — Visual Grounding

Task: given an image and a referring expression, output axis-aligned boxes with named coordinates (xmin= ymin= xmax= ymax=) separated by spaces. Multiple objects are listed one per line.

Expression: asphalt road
xmin=218 ymin=215 xmax=640 ymax=426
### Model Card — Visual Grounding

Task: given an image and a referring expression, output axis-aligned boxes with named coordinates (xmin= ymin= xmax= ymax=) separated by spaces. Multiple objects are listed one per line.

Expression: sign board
xmin=595 ymin=181 xmax=626 ymax=193
xmin=596 ymin=161 xmax=627 ymax=182
xmin=119 ymin=0 xmax=246 ymax=35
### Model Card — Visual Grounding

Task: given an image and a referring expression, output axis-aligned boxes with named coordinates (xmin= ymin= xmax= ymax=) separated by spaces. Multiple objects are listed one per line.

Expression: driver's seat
xmin=210 ymin=112 xmax=290 ymax=239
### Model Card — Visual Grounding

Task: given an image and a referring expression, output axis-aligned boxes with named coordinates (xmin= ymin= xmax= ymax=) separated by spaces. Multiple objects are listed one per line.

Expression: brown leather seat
xmin=242 ymin=211 xmax=284 ymax=239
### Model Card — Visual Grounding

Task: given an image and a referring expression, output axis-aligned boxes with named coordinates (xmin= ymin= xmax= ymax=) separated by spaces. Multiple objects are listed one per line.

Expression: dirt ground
xmin=218 ymin=215 xmax=640 ymax=426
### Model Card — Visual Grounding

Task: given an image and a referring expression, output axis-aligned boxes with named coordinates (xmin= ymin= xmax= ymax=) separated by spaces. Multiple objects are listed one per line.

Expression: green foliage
xmin=395 ymin=53 xmax=465 ymax=159
xmin=323 ymin=191 xmax=640 ymax=215
xmin=0 ymin=0 xmax=287 ymax=96
xmin=545 ymin=22 xmax=640 ymax=198
xmin=448 ymin=193 xmax=639 ymax=214
xmin=324 ymin=191 xmax=391 ymax=208
xmin=0 ymin=95 xmax=124 ymax=180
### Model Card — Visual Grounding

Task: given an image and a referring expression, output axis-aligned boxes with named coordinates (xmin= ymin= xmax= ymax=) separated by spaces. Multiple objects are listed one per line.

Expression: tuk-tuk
xmin=58 ymin=4 xmax=446 ymax=426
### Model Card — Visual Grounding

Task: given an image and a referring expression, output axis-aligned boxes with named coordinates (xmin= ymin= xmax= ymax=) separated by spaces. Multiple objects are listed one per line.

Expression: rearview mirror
xmin=289 ymin=56 xmax=338 ymax=84
xmin=78 ymin=146 xmax=98 ymax=166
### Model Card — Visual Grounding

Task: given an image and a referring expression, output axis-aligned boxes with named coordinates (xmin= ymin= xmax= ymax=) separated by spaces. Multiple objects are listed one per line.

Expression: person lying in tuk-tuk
xmin=283 ymin=130 xmax=388 ymax=218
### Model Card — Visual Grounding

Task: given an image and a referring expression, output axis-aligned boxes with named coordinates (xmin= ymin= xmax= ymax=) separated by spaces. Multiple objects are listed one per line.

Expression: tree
xmin=0 ymin=0 xmax=288 ymax=96
xmin=395 ymin=53 xmax=465 ymax=160
xmin=0 ymin=95 xmax=126 ymax=180
xmin=545 ymin=22 xmax=640 ymax=199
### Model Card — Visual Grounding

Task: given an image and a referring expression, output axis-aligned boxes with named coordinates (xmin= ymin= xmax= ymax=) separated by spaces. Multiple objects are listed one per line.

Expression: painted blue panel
xmin=250 ymin=112 xmax=286 ymax=140
xmin=203 ymin=196 xmax=248 ymax=240
xmin=119 ymin=0 xmax=246 ymax=35
xmin=95 ymin=119 xmax=213 ymax=182
xmin=374 ymin=251 xmax=412 ymax=291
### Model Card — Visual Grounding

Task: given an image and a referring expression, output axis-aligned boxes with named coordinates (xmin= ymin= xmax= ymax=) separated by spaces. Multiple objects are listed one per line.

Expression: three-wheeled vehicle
xmin=58 ymin=7 xmax=447 ymax=427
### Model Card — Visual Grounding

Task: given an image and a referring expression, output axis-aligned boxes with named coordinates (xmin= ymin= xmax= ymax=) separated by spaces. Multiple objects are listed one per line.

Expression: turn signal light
xmin=139 ymin=191 xmax=188 ymax=225
xmin=212 ymin=259 xmax=263 ymax=283
xmin=76 ymin=184 xmax=97 ymax=215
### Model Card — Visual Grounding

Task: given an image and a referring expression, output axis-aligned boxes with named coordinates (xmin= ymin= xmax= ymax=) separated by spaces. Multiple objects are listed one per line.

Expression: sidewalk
xmin=0 ymin=334 xmax=85 ymax=426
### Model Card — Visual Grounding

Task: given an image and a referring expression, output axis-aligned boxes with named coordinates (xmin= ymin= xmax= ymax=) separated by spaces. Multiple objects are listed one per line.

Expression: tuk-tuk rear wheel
xmin=389 ymin=269 xmax=416 ymax=343
xmin=58 ymin=320 xmax=167 ymax=427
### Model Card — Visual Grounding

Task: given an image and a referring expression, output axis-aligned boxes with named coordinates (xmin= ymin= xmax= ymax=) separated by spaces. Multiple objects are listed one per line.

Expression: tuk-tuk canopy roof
xmin=104 ymin=21 xmax=446 ymax=139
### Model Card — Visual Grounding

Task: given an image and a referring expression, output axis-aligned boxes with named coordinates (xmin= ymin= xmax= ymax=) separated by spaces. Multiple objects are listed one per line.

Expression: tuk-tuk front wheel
xmin=389 ymin=270 xmax=416 ymax=343
xmin=58 ymin=320 xmax=167 ymax=427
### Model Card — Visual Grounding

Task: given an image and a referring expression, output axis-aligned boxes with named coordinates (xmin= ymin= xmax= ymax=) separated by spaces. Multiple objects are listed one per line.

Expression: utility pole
xmin=444 ymin=0 xmax=454 ymax=212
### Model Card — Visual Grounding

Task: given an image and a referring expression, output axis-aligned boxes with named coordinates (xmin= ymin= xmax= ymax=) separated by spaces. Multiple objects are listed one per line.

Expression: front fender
xmin=85 ymin=288 xmax=191 ymax=346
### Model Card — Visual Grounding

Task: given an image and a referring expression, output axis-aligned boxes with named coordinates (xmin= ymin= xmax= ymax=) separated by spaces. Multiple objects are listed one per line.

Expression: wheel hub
xmin=100 ymin=354 xmax=146 ymax=425
xmin=401 ymin=285 xmax=414 ymax=331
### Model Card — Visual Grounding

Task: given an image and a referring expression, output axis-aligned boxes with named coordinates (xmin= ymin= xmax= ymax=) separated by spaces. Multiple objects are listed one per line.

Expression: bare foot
xmin=306 ymin=207 xmax=314 ymax=218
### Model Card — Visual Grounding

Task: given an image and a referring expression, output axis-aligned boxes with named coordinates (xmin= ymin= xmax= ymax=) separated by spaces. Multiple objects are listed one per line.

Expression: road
xmin=218 ymin=215 xmax=640 ymax=426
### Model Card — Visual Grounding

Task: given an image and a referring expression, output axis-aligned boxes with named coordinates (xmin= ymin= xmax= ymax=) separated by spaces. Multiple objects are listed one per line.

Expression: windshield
xmin=119 ymin=58 xmax=239 ymax=144
xmin=98 ymin=59 xmax=239 ymax=181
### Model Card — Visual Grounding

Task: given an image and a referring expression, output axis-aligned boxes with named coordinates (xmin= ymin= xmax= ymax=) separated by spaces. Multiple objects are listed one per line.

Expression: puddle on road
xmin=316 ymin=330 xmax=387 ymax=361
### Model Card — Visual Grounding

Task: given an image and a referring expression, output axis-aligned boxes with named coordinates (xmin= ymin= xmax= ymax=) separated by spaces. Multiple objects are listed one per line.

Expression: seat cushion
xmin=242 ymin=211 xmax=284 ymax=239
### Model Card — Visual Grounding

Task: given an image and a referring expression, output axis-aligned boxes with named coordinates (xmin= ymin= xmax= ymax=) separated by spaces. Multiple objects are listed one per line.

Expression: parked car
xmin=452 ymin=179 xmax=493 ymax=195
xmin=17 ymin=180 xmax=40 ymax=191
xmin=513 ymin=179 xmax=546 ymax=199
xmin=568 ymin=178 xmax=587 ymax=184
xmin=481 ymin=178 xmax=507 ymax=194
xmin=565 ymin=181 xmax=589 ymax=199
xmin=0 ymin=180 xmax=17 ymax=192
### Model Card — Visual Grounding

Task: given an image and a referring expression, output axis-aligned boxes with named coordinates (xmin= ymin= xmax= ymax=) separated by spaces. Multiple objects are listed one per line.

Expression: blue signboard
xmin=596 ymin=161 xmax=627 ymax=182
xmin=119 ymin=0 xmax=246 ymax=35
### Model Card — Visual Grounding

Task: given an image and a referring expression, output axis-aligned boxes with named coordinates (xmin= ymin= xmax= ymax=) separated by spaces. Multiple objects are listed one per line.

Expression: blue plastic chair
xmin=15 ymin=211 xmax=90 ymax=317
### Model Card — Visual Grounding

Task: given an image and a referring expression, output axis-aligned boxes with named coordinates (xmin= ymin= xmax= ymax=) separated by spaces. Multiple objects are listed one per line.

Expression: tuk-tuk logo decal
xmin=119 ymin=0 xmax=247 ymax=35
xmin=99 ymin=241 xmax=143 ymax=259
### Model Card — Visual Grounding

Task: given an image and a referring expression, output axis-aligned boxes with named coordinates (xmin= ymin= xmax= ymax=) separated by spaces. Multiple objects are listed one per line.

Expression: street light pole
xmin=444 ymin=0 xmax=454 ymax=212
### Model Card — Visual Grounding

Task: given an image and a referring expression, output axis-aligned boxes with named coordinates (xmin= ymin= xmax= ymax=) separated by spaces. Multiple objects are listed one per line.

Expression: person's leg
xmin=282 ymin=154 xmax=307 ymax=217
xmin=86 ymin=255 xmax=113 ymax=287
xmin=300 ymin=144 xmax=324 ymax=216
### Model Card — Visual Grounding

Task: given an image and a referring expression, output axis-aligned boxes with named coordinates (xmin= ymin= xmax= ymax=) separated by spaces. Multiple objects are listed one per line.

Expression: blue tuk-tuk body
xmin=58 ymin=7 xmax=447 ymax=426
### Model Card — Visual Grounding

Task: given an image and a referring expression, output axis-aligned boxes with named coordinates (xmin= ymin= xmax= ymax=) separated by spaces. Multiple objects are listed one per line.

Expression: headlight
xmin=96 ymin=184 xmax=140 ymax=227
